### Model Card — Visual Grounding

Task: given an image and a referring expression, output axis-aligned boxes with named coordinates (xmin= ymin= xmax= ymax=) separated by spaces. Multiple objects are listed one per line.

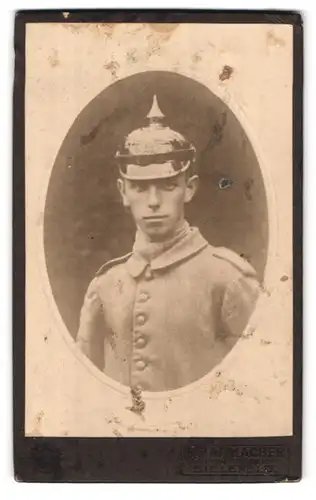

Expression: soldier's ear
xmin=184 ymin=175 xmax=199 ymax=203
xmin=117 ymin=178 xmax=130 ymax=207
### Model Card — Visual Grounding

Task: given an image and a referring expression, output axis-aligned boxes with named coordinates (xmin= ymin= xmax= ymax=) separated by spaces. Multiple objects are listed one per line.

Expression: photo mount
xmin=13 ymin=9 xmax=303 ymax=483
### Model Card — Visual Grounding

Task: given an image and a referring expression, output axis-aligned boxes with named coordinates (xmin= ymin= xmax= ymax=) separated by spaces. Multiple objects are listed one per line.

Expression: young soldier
xmin=76 ymin=96 xmax=260 ymax=392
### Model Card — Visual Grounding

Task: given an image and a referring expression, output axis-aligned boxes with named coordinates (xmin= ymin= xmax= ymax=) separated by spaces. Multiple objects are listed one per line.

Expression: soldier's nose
xmin=147 ymin=186 xmax=160 ymax=209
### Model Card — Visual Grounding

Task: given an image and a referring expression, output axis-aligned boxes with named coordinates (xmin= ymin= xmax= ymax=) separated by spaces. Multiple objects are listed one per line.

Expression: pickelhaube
xmin=115 ymin=95 xmax=196 ymax=180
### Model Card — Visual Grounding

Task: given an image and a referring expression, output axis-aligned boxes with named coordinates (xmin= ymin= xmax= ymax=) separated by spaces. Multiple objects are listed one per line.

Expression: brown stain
xmin=126 ymin=48 xmax=138 ymax=63
xmin=143 ymin=24 xmax=178 ymax=58
xmin=89 ymin=23 xmax=117 ymax=38
xmin=280 ymin=275 xmax=289 ymax=282
xmin=113 ymin=429 xmax=122 ymax=437
xmin=219 ymin=65 xmax=234 ymax=82
xmin=44 ymin=335 xmax=48 ymax=343
xmin=29 ymin=410 xmax=44 ymax=436
xmin=63 ymin=24 xmax=83 ymax=34
xmin=128 ymin=386 xmax=145 ymax=416
xmin=80 ymin=122 xmax=102 ymax=146
xmin=48 ymin=49 xmax=60 ymax=68
xmin=36 ymin=410 xmax=44 ymax=425
xmin=210 ymin=378 xmax=262 ymax=403
xmin=244 ymin=179 xmax=254 ymax=201
xmin=63 ymin=23 xmax=116 ymax=39
xmin=192 ymin=52 xmax=202 ymax=64
xmin=218 ymin=178 xmax=233 ymax=190
xmin=163 ymin=398 xmax=173 ymax=411
xmin=147 ymin=23 xmax=179 ymax=37
xmin=211 ymin=111 xmax=227 ymax=146
xmin=241 ymin=326 xmax=255 ymax=340
xmin=175 ymin=421 xmax=187 ymax=430
xmin=260 ymin=339 xmax=272 ymax=346
xmin=209 ymin=378 xmax=241 ymax=399
xmin=266 ymin=30 xmax=286 ymax=48
xmin=106 ymin=415 xmax=121 ymax=426
xmin=103 ymin=59 xmax=119 ymax=79
xmin=145 ymin=33 xmax=162 ymax=58
xmin=261 ymin=284 xmax=271 ymax=297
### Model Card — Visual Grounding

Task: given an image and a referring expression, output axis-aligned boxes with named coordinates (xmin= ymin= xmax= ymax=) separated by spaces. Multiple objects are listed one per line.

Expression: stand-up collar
xmin=126 ymin=227 xmax=208 ymax=278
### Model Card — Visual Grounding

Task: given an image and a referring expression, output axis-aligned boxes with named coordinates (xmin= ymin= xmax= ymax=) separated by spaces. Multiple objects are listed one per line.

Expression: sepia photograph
xmin=21 ymin=16 xmax=296 ymax=445
xmin=49 ymin=75 xmax=264 ymax=394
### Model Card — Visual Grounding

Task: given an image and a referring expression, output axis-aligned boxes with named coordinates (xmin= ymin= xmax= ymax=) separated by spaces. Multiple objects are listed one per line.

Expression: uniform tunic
xmin=76 ymin=228 xmax=260 ymax=391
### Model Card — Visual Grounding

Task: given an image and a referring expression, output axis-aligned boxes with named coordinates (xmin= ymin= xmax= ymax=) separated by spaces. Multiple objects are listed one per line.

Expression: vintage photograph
xmin=75 ymin=91 xmax=260 ymax=394
xmin=50 ymin=77 xmax=264 ymax=394
xmin=24 ymin=20 xmax=294 ymax=439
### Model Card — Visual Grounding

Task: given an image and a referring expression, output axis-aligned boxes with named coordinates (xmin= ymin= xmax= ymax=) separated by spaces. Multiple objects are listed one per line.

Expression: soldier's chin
xmin=143 ymin=224 xmax=172 ymax=242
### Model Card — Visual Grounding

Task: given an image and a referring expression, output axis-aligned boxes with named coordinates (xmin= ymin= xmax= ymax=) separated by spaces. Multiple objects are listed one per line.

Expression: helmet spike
xmin=115 ymin=94 xmax=196 ymax=180
xmin=147 ymin=95 xmax=165 ymax=122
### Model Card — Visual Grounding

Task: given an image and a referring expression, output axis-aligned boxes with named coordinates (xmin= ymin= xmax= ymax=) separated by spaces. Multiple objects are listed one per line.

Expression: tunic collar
xmin=126 ymin=227 xmax=208 ymax=278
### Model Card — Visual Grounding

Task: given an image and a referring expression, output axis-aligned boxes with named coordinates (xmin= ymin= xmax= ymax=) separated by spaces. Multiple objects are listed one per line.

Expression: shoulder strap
xmin=213 ymin=247 xmax=257 ymax=277
xmin=95 ymin=252 xmax=132 ymax=277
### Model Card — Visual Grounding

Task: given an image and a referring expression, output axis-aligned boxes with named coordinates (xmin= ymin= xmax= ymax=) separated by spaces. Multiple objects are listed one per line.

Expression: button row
xmin=134 ymin=335 xmax=146 ymax=348
xmin=135 ymin=313 xmax=146 ymax=326
xmin=144 ymin=267 xmax=154 ymax=280
xmin=132 ymin=382 xmax=147 ymax=392
xmin=138 ymin=291 xmax=150 ymax=302
xmin=135 ymin=359 xmax=146 ymax=371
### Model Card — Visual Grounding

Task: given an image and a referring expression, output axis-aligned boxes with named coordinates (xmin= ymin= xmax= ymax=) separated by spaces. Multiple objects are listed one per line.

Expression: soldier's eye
xmin=131 ymin=182 xmax=147 ymax=192
xmin=163 ymin=181 xmax=177 ymax=191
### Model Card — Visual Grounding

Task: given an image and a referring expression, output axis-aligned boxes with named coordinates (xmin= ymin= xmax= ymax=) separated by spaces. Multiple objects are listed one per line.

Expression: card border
xmin=13 ymin=9 xmax=303 ymax=483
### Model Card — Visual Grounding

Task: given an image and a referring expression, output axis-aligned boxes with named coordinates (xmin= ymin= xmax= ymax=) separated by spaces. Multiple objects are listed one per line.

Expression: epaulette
xmin=213 ymin=247 xmax=257 ymax=277
xmin=95 ymin=252 xmax=132 ymax=277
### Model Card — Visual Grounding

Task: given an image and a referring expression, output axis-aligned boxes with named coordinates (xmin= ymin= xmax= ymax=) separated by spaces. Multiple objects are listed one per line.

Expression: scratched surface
xmin=25 ymin=22 xmax=293 ymax=437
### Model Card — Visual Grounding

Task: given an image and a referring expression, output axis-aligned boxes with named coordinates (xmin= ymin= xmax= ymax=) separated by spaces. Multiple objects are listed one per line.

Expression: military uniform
xmin=76 ymin=226 xmax=259 ymax=391
xmin=76 ymin=95 xmax=260 ymax=391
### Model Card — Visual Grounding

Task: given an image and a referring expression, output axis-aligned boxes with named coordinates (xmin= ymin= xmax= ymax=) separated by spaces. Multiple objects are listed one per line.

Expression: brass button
xmin=135 ymin=336 xmax=146 ymax=348
xmin=144 ymin=267 xmax=153 ymax=280
xmin=136 ymin=314 xmax=146 ymax=326
xmin=135 ymin=359 xmax=146 ymax=371
xmin=131 ymin=384 xmax=143 ymax=393
xmin=139 ymin=291 xmax=150 ymax=302
xmin=132 ymin=382 xmax=148 ymax=391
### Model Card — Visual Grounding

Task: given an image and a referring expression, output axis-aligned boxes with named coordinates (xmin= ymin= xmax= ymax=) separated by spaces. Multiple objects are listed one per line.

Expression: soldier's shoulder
xmin=95 ymin=252 xmax=132 ymax=278
xmin=210 ymin=246 xmax=257 ymax=278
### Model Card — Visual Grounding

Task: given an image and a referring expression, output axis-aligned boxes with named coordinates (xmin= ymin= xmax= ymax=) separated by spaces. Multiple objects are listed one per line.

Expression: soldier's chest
xmin=98 ymin=264 xmax=214 ymax=336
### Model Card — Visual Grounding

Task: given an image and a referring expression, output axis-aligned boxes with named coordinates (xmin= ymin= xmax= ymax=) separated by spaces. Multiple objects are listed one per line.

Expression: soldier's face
xmin=117 ymin=173 xmax=198 ymax=241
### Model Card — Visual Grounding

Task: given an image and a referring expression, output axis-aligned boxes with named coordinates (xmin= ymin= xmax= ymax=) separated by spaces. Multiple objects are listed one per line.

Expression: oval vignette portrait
xmin=44 ymin=71 xmax=268 ymax=392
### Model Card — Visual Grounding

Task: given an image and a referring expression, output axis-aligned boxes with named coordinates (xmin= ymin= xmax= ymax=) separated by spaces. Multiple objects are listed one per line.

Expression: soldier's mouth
xmin=143 ymin=215 xmax=168 ymax=220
